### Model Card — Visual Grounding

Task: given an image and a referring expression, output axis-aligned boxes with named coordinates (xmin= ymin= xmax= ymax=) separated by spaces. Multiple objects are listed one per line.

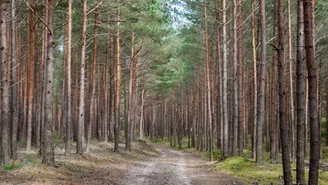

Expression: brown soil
xmin=0 ymin=141 xmax=245 ymax=185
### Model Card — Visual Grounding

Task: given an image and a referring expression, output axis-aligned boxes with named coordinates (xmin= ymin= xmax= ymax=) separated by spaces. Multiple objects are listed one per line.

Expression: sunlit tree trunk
xmin=77 ymin=0 xmax=87 ymax=154
xmin=287 ymin=0 xmax=295 ymax=162
xmin=203 ymin=0 xmax=213 ymax=161
xmin=127 ymin=32 xmax=137 ymax=150
xmin=86 ymin=9 xmax=98 ymax=153
xmin=251 ymin=0 xmax=257 ymax=160
xmin=65 ymin=0 xmax=73 ymax=155
xmin=26 ymin=0 xmax=37 ymax=151
xmin=114 ymin=6 xmax=121 ymax=152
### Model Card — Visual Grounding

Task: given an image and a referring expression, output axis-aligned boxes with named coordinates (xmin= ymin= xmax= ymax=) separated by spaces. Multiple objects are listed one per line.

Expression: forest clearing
xmin=1 ymin=0 xmax=328 ymax=184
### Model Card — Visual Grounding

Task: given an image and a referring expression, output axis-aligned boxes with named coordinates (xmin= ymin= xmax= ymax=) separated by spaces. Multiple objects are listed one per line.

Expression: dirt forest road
xmin=0 ymin=142 xmax=245 ymax=185
xmin=120 ymin=143 xmax=245 ymax=185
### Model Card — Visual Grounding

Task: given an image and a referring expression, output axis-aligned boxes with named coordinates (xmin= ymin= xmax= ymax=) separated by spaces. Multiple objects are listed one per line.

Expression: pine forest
xmin=1 ymin=0 xmax=328 ymax=184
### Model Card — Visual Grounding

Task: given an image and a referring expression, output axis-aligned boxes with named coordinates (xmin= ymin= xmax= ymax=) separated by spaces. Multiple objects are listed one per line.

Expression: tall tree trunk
xmin=139 ymin=88 xmax=144 ymax=141
xmin=65 ymin=0 xmax=73 ymax=155
xmin=203 ymin=0 xmax=213 ymax=161
xmin=77 ymin=0 xmax=87 ymax=154
xmin=278 ymin=0 xmax=293 ymax=183
xmin=232 ymin=0 xmax=238 ymax=157
xmin=237 ymin=0 xmax=244 ymax=156
xmin=108 ymin=34 xmax=114 ymax=142
xmin=304 ymin=0 xmax=320 ymax=184
xmin=86 ymin=9 xmax=98 ymax=153
xmin=0 ymin=1 xmax=10 ymax=166
xmin=114 ymin=6 xmax=121 ymax=152
xmin=104 ymin=27 xmax=111 ymax=142
xmin=39 ymin=3 xmax=48 ymax=156
xmin=42 ymin=0 xmax=55 ymax=166
xmin=26 ymin=0 xmax=37 ymax=151
xmin=251 ymin=0 xmax=257 ymax=160
xmin=296 ymin=0 xmax=305 ymax=184
xmin=270 ymin=0 xmax=277 ymax=162
xmin=11 ymin=0 xmax=18 ymax=160
xmin=127 ymin=32 xmax=137 ymax=151
xmin=215 ymin=0 xmax=223 ymax=152
xmin=256 ymin=0 xmax=266 ymax=164
xmin=123 ymin=79 xmax=127 ymax=142
xmin=287 ymin=0 xmax=295 ymax=162
xmin=222 ymin=0 xmax=229 ymax=159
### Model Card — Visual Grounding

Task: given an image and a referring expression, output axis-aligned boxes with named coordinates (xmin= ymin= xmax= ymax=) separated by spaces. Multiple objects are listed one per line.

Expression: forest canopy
xmin=0 ymin=0 xmax=328 ymax=184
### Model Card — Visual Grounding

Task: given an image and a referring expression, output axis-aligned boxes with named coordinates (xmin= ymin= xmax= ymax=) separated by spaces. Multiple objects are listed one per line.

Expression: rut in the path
xmin=120 ymin=143 xmax=245 ymax=185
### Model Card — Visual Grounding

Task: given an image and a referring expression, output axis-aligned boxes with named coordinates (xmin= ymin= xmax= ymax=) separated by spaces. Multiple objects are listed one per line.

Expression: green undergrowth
xmin=151 ymin=137 xmax=169 ymax=144
xmin=3 ymin=162 xmax=24 ymax=171
xmin=204 ymin=149 xmax=221 ymax=160
xmin=149 ymin=135 xmax=328 ymax=184
xmin=214 ymin=151 xmax=328 ymax=185
xmin=150 ymin=137 xmax=191 ymax=150
xmin=2 ymin=154 xmax=40 ymax=171
xmin=215 ymin=156 xmax=284 ymax=184
xmin=323 ymin=147 xmax=328 ymax=162
xmin=322 ymin=117 xmax=327 ymax=145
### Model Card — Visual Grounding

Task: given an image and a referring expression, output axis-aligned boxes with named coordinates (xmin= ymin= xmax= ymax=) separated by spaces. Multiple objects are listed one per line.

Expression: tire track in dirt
xmin=121 ymin=145 xmax=190 ymax=185
xmin=121 ymin=143 xmax=244 ymax=185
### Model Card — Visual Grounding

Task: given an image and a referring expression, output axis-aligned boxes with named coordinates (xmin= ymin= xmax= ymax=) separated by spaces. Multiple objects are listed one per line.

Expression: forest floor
xmin=0 ymin=140 xmax=244 ymax=185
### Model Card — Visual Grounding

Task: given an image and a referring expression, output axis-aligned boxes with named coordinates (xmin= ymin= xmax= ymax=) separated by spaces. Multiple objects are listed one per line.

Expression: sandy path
xmin=120 ymin=144 xmax=245 ymax=185
xmin=0 ymin=142 xmax=245 ymax=185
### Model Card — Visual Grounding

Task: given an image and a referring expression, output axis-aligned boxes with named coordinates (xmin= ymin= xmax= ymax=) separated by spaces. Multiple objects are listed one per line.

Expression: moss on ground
xmin=148 ymin=135 xmax=328 ymax=184
xmin=213 ymin=150 xmax=328 ymax=185
xmin=214 ymin=156 xmax=282 ymax=184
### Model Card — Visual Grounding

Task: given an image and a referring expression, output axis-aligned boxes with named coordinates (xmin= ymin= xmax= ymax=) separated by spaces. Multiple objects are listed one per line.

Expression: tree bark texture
xmin=77 ymin=0 xmax=87 ymax=154
xmin=222 ymin=0 xmax=229 ymax=159
xmin=26 ymin=0 xmax=37 ymax=152
xmin=296 ymin=0 xmax=305 ymax=184
xmin=278 ymin=0 xmax=293 ymax=183
xmin=42 ymin=0 xmax=55 ymax=166
xmin=114 ymin=6 xmax=121 ymax=152
xmin=304 ymin=0 xmax=320 ymax=184
xmin=0 ymin=1 xmax=10 ymax=166
xmin=256 ymin=0 xmax=266 ymax=164
xmin=86 ymin=9 xmax=98 ymax=153
xmin=65 ymin=0 xmax=72 ymax=155
xmin=11 ymin=0 xmax=18 ymax=160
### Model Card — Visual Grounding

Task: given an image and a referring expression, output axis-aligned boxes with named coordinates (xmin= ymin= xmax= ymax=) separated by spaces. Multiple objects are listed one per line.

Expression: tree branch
xmin=23 ymin=0 xmax=52 ymax=34
xmin=269 ymin=43 xmax=279 ymax=52
xmin=87 ymin=1 xmax=102 ymax=16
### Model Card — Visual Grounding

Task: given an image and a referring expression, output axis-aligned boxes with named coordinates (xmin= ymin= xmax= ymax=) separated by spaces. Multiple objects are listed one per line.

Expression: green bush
xmin=204 ymin=149 xmax=222 ymax=160
xmin=3 ymin=163 xmax=23 ymax=171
